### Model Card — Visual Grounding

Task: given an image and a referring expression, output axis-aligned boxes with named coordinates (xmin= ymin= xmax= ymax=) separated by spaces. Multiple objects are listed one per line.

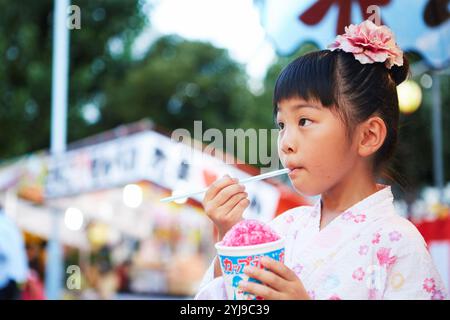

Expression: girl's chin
xmin=289 ymin=176 xmax=321 ymax=197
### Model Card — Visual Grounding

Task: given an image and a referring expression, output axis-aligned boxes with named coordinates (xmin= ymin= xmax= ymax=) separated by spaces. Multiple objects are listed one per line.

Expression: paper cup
xmin=215 ymin=238 xmax=285 ymax=300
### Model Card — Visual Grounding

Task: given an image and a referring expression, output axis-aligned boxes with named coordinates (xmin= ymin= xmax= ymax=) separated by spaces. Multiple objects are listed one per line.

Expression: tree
xmin=0 ymin=0 xmax=147 ymax=159
xmin=100 ymin=35 xmax=256 ymax=134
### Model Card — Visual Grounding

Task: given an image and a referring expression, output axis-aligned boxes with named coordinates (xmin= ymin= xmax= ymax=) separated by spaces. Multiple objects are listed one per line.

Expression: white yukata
xmin=195 ymin=184 xmax=448 ymax=300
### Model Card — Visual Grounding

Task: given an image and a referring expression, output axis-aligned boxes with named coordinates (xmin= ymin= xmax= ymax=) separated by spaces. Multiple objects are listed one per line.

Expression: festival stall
xmin=0 ymin=126 xmax=308 ymax=298
xmin=415 ymin=211 xmax=450 ymax=294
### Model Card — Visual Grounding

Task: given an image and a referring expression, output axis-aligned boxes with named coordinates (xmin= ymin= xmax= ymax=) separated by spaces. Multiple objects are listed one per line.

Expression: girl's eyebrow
xmin=275 ymin=103 xmax=320 ymax=113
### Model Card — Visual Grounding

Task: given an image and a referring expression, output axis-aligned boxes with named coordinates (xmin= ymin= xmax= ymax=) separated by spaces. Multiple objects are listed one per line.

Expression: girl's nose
xmin=279 ymin=132 xmax=297 ymax=154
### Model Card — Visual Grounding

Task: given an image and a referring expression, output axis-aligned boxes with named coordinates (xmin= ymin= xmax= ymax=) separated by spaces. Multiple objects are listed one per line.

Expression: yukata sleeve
xmin=194 ymin=256 xmax=228 ymax=300
xmin=382 ymin=236 xmax=448 ymax=300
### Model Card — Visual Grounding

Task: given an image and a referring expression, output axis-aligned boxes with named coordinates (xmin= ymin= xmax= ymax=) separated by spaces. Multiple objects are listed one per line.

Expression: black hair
xmin=273 ymin=49 xmax=410 ymax=177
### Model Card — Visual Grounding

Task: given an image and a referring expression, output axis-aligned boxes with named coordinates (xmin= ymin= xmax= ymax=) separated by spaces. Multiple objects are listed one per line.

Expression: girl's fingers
xmin=226 ymin=196 xmax=250 ymax=218
xmin=260 ymin=257 xmax=297 ymax=282
xmin=213 ymin=183 xmax=246 ymax=207
xmin=217 ymin=191 xmax=248 ymax=213
xmin=203 ymin=175 xmax=237 ymax=203
xmin=243 ymin=266 xmax=284 ymax=292
xmin=239 ymin=280 xmax=278 ymax=300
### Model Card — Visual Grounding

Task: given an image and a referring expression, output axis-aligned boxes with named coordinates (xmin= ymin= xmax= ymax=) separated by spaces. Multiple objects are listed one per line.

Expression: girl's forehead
xmin=276 ymin=97 xmax=323 ymax=113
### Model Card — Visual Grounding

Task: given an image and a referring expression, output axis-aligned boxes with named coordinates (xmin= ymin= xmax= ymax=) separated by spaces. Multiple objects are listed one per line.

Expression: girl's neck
xmin=320 ymin=163 xmax=378 ymax=219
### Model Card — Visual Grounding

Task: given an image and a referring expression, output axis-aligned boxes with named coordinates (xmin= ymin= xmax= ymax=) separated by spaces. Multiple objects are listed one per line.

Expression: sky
xmin=134 ymin=0 xmax=277 ymax=86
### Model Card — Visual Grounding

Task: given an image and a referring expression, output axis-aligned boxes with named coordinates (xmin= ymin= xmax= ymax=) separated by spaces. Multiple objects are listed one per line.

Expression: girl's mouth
xmin=288 ymin=167 xmax=303 ymax=177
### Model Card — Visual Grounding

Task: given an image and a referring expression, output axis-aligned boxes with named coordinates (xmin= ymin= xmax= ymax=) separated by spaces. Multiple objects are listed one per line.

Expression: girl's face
xmin=276 ymin=97 xmax=358 ymax=196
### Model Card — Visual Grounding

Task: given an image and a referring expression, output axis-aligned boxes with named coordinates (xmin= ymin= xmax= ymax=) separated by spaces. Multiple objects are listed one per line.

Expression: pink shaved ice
xmin=221 ymin=219 xmax=280 ymax=247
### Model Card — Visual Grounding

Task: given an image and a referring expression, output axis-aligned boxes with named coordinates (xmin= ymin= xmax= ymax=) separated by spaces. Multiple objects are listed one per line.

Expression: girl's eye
xmin=299 ymin=118 xmax=312 ymax=127
xmin=277 ymin=122 xmax=284 ymax=130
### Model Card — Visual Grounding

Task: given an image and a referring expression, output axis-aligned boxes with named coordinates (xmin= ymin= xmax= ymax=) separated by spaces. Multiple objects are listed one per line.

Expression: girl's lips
xmin=288 ymin=167 xmax=303 ymax=177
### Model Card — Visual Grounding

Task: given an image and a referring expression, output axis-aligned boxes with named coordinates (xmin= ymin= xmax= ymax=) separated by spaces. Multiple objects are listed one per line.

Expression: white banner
xmin=45 ymin=131 xmax=281 ymax=222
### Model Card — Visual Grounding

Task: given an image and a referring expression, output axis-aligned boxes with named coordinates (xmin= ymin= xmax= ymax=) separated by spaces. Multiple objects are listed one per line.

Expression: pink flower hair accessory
xmin=328 ymin=19 xmax=403 ymax=69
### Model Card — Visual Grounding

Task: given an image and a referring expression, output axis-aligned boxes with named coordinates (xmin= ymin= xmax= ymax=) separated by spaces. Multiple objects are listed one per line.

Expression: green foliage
xmin=101 ymin=35 xmax=254 ymax=134
xmin=0 ymin=0 xmax=147 ymax=158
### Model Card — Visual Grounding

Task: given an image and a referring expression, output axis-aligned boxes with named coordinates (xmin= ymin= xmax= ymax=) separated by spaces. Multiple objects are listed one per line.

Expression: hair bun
xmin=389 ymin=54 xmax=410 ymax=85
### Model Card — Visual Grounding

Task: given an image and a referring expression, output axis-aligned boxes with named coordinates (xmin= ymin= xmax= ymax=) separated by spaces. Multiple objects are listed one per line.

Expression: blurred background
xmin=0 ymin=0 xmax=449 ymax=299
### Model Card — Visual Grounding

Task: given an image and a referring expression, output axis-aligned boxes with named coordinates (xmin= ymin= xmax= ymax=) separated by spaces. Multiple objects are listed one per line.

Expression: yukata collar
xmin=312 ymin=184 xmax=394 ymax=217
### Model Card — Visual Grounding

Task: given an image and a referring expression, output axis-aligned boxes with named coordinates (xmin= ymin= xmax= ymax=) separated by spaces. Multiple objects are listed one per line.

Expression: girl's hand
xmin=203 ymin=175 xmax=250 ymax=240
xmin=240 ymin=256 xmax=310 ymax=300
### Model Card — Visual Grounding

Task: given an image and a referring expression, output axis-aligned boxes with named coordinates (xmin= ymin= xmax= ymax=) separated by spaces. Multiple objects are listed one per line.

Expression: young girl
xmin=195 ymin=20 xmax=447 ymax=300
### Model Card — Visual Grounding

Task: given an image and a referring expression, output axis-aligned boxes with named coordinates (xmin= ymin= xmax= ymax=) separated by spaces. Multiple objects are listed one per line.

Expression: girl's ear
xmin=357 ymin=116 xmax=387 ymax=158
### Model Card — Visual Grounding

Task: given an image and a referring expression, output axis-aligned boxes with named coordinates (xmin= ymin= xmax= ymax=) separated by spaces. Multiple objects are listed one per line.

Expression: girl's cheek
xmin=277 ymin=142 xmax=283 ymax=162
xmin=277 ymin=131 xmax=286 ymax=150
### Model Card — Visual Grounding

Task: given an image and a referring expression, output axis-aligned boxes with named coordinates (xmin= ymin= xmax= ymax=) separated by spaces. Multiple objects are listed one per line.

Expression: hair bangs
xmin=272 ymin=51 xmax=338 ymax=115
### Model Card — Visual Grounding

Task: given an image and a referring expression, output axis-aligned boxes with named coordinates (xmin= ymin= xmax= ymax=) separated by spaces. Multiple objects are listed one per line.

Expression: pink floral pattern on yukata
xmin=342 ymin=211 xmax=354 ymax=221
xmin=308 ymin=290 xmax=316 ymax=300
xmin=388 ymin=231 xmax=402 ymax=242
xmin=292 ymin=264 xmax=304 ymax=276
xmin=431 ymin=290 xmax=445 ymax=300
xmin=285 ymin=214 xmax=294 ymax=224
xmin=329 ymin=294 xmax=341 ymax=300
xmin=368 ymin=288 xmax=378 ymax=300
xmin=372 ymin=232 xmax=381 ymax=244
xmin=423 ymin=278 xmax=436 ymax=292
xmin=376 ymin=247 xmax=397 ymax=268
xmin=423 ymin=278 xmax=445 ymax=300
xmin=358 ymin=245 xmax=369 ymax=255
xmin=341 ymin=211 xmax=366 ymax=223
xmin=352 ymin=267 xmax=365 ymax=281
